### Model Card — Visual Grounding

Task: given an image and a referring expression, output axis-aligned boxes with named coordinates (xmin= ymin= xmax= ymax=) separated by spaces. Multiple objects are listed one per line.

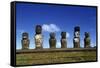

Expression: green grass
xmin=16 ymin=50 xmax=96 ymax=65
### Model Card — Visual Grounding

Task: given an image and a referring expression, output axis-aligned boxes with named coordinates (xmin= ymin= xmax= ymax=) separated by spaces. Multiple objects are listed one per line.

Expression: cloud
xmin=66 ymin=32 xmax=70 ymax=38
xmin=42 ymin=24 xmax=61 ymax=32
xmin=91 ymin=43 xmax=96 ymax=47
xmin=56 ymin=42 xmax=61 ymax=48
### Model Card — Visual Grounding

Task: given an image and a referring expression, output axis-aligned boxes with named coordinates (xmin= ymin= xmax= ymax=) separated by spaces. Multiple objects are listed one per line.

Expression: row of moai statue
xmin=21 ymin=25 xmax=90 ymax=50
xmin=73 ymin=26 xmax=90 ymax=48
xmin=49 ymin=32 xmax=67 ymax=48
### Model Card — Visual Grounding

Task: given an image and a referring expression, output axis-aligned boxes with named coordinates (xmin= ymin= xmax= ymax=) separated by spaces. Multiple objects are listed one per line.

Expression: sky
xmin=16 ymin=3 xmax=97 ymax=49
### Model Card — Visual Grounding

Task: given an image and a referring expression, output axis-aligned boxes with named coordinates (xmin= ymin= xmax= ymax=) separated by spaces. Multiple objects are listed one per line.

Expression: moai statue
xmin=49 ymin=32 xmax=56 ymax=48
xmin=34 ymin=25 xmax=43 ymax=49
xmin=84 ymin=32 xmax=90 ymax=48
xmin=73 ymin=26 xmax=80 ymax=48
xmin=61 ymin=32 xmax=67 ymax=48
xmin=21 ymin=32 xmax=30 ymax=50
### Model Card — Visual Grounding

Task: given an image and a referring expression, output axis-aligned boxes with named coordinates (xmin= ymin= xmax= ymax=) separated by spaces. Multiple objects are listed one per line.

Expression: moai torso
xmin=84 ymin=32 xmax=90 ymax=48
xmin=61 ymin=32 xmax=67 ymax=48
xmin=35 ymin=34 xmax=43 ymax=49
xmin=21 ymin=32 xmax=30 ymax=50
xmin=35 ymin=25 xmax=43 ymax=49
xmin=49 ymin=32 xmax=56 ymax=48
xmin=73 ymin=26 xmax=80 ymax=48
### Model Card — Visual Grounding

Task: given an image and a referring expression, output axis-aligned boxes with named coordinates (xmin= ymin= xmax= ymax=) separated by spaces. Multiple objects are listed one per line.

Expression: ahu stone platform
xmin=16 ymin=48 xmax=97 ymax=66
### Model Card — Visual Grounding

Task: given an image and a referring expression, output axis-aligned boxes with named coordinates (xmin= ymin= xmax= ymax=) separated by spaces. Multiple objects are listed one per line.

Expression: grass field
xmin=16 ymin=48 xmax=97 ymax=65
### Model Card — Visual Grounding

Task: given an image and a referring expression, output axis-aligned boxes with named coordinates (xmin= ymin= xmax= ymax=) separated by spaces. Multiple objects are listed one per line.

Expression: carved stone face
xmin=22 ymin=32 xmax=28 ymax=39
xmin=35 ymin=25 xmax=42 ymax=34
xmin=75 ymin=31 xmax=80 ymax=37
xmin=23 ymin=40 xmax=27 ymax=44
xmin=22 ymin=32 xmax=29 ymax=49
xmin=85 ymin=32 xmax=89 ymax=38
xmin=61 ymin=32 xmax=66 ymax=38
xmin=50 ymin=32 xmax=55 ymax=39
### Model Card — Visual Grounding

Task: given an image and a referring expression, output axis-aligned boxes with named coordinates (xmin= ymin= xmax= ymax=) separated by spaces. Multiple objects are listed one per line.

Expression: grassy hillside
xmin=16 ymin=48 xmax=97 ymax=66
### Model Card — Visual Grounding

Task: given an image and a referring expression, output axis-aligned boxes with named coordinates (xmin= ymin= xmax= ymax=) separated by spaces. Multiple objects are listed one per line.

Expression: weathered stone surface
xmin=35 ymin=25 xmax=43 ymax=49
xmin=73 ymin=26 xmax=80 ymax=48
xmin=61 ymin=32 xmax=67 ymax=48
xmin=49 ymin=32 xmax=56 ymax=48
xmin=21 ymin=32 xmax=30 ymax=50
xmin=84 ymin=32 xmax=90 ymax=48
xmin=35 ymin=34 xmax=43 ymax=49
xmin=73 ymin=38 xmax=80 ymax=48
xmin=35 ymin=25 xmax=42 ymax=34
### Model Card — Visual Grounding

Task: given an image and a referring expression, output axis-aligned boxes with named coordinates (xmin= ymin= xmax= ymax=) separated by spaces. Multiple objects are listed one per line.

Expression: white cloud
xmin=56 ymin=42 xmax=61 ymax=48
xmin=42 ymin=24 xmax=61 ymax=32
xmin=66 ymin=32 xmax=70 ymax=38
xmin=91 ymin=43 xmax=96 ymax=47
